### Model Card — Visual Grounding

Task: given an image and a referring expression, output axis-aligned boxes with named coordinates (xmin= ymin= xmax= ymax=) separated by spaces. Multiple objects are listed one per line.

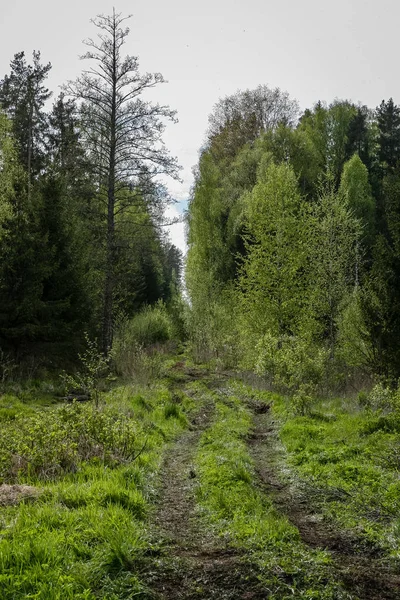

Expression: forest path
xmin=143 ymin=375 xmax=265 ymax=599
xmin=141 ymin=367 xmax=400 ymax=599
xmin=248 ymin=408 xmax=400 ymax=600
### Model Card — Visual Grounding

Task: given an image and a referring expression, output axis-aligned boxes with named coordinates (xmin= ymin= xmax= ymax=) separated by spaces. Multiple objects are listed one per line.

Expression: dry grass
xmin=0 ymin=484 xmax=42 ymax=506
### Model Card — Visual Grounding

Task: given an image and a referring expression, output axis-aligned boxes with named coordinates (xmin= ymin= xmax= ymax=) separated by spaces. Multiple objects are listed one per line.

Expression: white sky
xmin=1 ymin=0 xmax=399 ymax=253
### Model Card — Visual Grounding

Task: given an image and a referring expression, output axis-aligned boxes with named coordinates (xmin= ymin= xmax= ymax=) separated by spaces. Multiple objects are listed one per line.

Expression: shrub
xmin=112 ymin=302 xmax=176 ymax=380
xmin=254 ymin=333 xmax=327 ymax=414
xmin=117 ymin=302 xmax=173 ymax=349
xmin=0 ymin=403 xmax=141 ymax=483
xmin=61 ymin=334 xmax=110 ymax=407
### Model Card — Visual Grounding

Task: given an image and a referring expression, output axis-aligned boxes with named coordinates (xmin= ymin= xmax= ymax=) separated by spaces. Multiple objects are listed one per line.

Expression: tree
xmin=0 ymin=111 xmax=18 ymax=230
xmin=0 ymin=51 xmax=51 ymax=198
xmin=66 ymin=10 xmax=179 ymax=353
xmin=376 ymin=98 xmax=400 ymax=170
xmin=239 ymin=158 xmax=309 ymax=347
xmin=48 ymin=94 xmax=85 ymax=181
xmin=299 ymin=100 xmax=357 ymax=187
xmin=207 ymin=85 xmax=299 ymax=164
xmin=339 ymin=153 xmax=375 ymax=253
xmin=310 ymin=188 xmax=359 ymax=356
xmin=345 ymin=105 xmax=371 ymax=167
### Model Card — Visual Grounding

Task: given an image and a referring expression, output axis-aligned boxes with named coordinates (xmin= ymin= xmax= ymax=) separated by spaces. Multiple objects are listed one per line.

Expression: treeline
xmin=187 ymin=86 xmax=400 ymax=396
xmin=0 ymin=12 xmax=182 ymax=370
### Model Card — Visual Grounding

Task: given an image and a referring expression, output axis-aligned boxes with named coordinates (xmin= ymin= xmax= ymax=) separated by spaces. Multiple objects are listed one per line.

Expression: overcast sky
xmin=1 ymin=0 xmax=398 ymax=252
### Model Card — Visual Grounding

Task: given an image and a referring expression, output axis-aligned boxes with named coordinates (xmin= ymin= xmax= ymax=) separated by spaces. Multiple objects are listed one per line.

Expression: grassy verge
xmin=0 ymin=380 xmax=193 ymax=599
xmin=194 ymin=385 xmax=351 ymax=599
xmin=273 ymin=394 xmax=400 ymax=561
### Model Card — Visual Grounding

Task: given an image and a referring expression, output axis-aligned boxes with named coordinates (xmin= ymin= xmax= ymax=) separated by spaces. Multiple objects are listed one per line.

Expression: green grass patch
xmin=194 ymin=389 xmax=350 ymax=599
xmin=275 ymin=394 xmax=400 ymax=559
xmin=0 ymin=378 xmax=193 ymax=599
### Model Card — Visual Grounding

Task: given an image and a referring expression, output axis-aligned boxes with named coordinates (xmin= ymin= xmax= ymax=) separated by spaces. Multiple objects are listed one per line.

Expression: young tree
xmin=66 ymin=10 xmax=179 ymax=353
xmin=339 ymin=153 xmax=375 ymax=253
xmin=310 ymin=188 xmax=359 ymax=356
xmin=239 ymin=158 xmax=310 ymax=346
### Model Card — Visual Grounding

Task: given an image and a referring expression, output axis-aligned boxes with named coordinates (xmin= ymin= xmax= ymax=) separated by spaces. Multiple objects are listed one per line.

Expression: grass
xmin=272 ymin=394 xmax=400 ymax=561
xmin=0 ymin=380 xmax=191 ymax=599
xmin=194 ymin=386 xmax=351 ymax=599
xmin=5 ymin=357 xmax=398 ymax=598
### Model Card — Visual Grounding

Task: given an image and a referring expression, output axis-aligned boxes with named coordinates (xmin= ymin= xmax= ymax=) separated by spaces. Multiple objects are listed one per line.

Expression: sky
xmin=1 ymin=0 xmax=399 ymax=253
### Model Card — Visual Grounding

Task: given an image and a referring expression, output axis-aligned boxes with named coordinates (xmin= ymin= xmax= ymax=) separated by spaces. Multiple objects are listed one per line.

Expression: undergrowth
xmin=0 ymin=381 xmax=191 ymax=599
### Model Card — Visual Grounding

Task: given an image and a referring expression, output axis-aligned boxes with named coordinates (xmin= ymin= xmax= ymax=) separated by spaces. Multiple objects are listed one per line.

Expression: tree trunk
xmin=101 ymin=14 xmax=117 ymax=356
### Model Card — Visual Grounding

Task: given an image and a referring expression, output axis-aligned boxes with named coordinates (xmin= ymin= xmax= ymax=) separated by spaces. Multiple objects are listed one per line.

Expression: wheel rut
xmin=143 ymin=382 xmax=266 ymax=600
xmin=248 ymin=408 xmax=400 ymax=600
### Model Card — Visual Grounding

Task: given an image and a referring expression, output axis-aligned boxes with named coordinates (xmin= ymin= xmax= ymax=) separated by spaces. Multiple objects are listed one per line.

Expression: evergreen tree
xmin=0 ymin=51 xmax=51 ymax=196
xmin=0 ymin=111 xmax=17 ymax=230
xmin=376 ymin=99 xmax=400 ymax=170
xmin=345 ymin=106 xmax=371 ymax=167
xmin=361 ymin=235 xmax=400 ymax=380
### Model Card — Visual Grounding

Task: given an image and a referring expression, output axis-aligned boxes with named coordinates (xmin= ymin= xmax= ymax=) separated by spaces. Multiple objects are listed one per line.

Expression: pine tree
xmin=345 ymin=106 xmax=371 ymax=167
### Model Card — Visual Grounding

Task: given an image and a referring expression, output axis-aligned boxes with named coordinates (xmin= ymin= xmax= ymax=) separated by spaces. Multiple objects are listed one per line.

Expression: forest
xmin=1 ymin=9 xmax=400 ymax=600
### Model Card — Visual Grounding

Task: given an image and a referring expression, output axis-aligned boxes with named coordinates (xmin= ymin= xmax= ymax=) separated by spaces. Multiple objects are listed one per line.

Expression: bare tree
xmin=66 ymin=9 xmax=179 ymax=353
xmin=206 ymin=85 xmax=299 ymax=159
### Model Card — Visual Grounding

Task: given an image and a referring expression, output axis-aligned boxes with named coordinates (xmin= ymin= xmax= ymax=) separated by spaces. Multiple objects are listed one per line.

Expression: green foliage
xmin=254 ymin=333 xmax=327 ymax=412
xmin=298 ymin=100 xmax=357 ymax=185
xmin=0 ymin=111 xmax=17 ymax=229
xmin=61 ymin=334 xmax=110 ymax=407
xmin=337 ymin=290 xmax=372 ymax=369
xmin=376 ymin=98 xmax=400 ymax=170
xmin=0 ymin=373 xmax=191 ymax=599
xmin=112 ymin=302 xmax=178 ymax=381
xmin=187 ymin=283 xmax=240 ymax=367
xmin=339 ymin=153 xmax=375 ymax=248
xmin=186 ymin=92 xmax=379 ymax=387
xmin=239 ymin=160 xmax=310 ymax=352
xmin=116 ymin=302 xmax=173 ymax=349
xmin=309 ymin=187 xmax=360 ymax=355
xmin=0 ymin=51 xmax=51 ymax=180
xmin=0 ymin=401 xmax=141 ymax=482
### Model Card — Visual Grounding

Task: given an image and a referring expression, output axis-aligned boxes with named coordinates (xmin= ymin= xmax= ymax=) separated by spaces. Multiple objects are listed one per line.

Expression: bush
xmin=117 ymin=302 xmax=173 ymax=349
xmin=112 ymin=302 xmax=176 ymax=380
xmin=0 ymin=403 xmax=140 ymax=483
xmin=253 ymin=333 xmax=327 ymax=413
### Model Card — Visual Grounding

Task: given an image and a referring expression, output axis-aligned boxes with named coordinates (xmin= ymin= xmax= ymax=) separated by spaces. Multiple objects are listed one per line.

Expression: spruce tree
xmin=0 ymin=51 xmax=51 ymax=197
xmin=376 ymin=98 xmax=400 ymax=170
